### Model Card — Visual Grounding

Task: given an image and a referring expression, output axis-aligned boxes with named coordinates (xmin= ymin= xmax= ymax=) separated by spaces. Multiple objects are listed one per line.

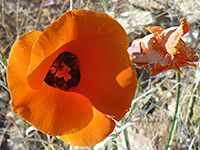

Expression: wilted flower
xmin=7 ymin=10 xmax=137 ymax=146
xmin=128 ymin=18 xmax=198 ymax=76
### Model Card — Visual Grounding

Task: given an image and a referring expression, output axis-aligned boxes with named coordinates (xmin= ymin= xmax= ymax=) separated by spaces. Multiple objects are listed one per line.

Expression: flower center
xmin=45 ymin=52 xmax=80 ymax=91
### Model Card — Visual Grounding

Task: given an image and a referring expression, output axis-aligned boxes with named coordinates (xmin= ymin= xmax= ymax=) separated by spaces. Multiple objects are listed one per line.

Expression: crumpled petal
xmin=7 ymin=31 xmax=93 ymax=135
xmin=128 ymin=18 xmax=198 ymax=76
xmin=59 ymin=107 xmax=115 ymax=146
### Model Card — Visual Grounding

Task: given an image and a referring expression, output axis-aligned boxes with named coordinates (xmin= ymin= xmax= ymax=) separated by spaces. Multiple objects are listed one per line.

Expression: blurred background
xmin=0 ymin=0 xmax=200 ymax=149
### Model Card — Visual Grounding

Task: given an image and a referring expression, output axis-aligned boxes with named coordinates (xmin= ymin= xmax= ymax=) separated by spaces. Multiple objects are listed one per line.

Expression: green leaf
xmin=0 ymin=51 xmax=8 ymax=67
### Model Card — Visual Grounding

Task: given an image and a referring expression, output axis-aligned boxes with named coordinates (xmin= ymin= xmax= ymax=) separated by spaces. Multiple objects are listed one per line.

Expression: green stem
xmin=128 ymin=69 xmax=145 ymax=118
xmin=121 ymin=117 xmax=130 ymax=150
xmin=121 ymin=69 xmax=145 ymax=150
xmin=166 ymin=72 xmax=181 ymax=150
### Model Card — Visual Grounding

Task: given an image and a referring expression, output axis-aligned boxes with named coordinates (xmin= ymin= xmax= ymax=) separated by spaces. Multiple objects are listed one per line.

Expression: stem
xmin=128 ymin=69 xmax=145 ymax=118
xmin=121 ymin=118 xmax=130 ymax=150
xmin=166 ymin=72 xmax=181 ymax=150
xmin=121 ymin=69 xmax=145 ymax=150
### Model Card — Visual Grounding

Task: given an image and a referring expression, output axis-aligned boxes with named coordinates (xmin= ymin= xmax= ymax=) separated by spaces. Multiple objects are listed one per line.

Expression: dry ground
xmin=0 ymin=0 xmax=200 ymax=150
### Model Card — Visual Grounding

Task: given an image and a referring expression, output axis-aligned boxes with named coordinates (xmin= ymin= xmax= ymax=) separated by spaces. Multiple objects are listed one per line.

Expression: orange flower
xmin=128 ymin=18 xmax=198 ymax=76
xmin=7 ymin=10 xmax=137 ymax=146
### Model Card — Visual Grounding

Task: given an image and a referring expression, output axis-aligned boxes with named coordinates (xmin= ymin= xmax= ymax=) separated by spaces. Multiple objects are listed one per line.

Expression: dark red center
xmin=44 ymin=52 xmax=80 ymax=91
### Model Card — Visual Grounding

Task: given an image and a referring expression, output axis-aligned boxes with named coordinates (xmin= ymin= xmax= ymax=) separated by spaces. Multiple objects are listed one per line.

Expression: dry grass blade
xmin=0 ymin=111 xmax=29 ymax=149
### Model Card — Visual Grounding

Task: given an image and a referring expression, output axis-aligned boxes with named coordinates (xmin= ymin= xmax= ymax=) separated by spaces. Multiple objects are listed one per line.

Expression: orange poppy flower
xmin=128 ymin=18 xmax=198 ymax=76
xmin=7 ymin=10 xmax=137 ymax=146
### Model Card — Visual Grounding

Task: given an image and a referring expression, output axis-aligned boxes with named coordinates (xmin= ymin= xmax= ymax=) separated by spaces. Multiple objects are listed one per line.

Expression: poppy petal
xmin=129 ymin=18 xmax=198 ymax=76
xmin=12 ymin=84 xmax=93 ymax=135
xmin=144 ymin=26 xmax=165 ymax=42
xmin=144 ymin=26 xmax=165 ymax=34
xmin=22 ymin=36 xmax=136 ymax=121
xmin=59 ymin=107 xmax=115 ymax=146
xmin=27 ymin=9 xmax=128 ymax=89
xmin=72 ymin=38 xmax=137 ymax=121
xmin=128 ymin=35 xmax=169 ymax=65
xmin=7 ymin=31 xmax=93 ymax=136
xmin=163 ymin=18 xmax=191 ymax=55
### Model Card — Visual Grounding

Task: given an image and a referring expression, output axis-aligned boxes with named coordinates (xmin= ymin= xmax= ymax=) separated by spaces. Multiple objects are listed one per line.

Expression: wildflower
xmin=7 ymin=10 xmax=137 ymax=146
xmin=128 ymin=18 xmax=198 ymax=76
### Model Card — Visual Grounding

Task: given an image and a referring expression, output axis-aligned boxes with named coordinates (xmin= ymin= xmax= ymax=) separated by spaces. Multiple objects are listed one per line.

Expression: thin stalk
xmin=0 ymin=50 xmax=8 ymax=67
xmin=166 ymin=72 xmax=181 ymax=150
xmin=0 ymin=111 xmax=30 ymax=149
xmin=35 ymin=0 xmax=44 ymax=30
xmin=121 ymin=117 xmax=130 ymax=150
xmin=128 ymin=69 xmax=145 ymax=118
xmin=36 ymin=131 xmax=50 ymax=150
xmin=100 ymin=0 xmax=106 ymax=13
xmin=121 ymin=69 xmax=144 ymax=150
xmin=54 ymin=136 xmax=67 ymax=150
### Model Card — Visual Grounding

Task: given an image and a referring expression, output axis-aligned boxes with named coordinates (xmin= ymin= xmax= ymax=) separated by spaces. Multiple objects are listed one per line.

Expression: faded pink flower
xmin=128 ymin=18 xmax=198 ymax=76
